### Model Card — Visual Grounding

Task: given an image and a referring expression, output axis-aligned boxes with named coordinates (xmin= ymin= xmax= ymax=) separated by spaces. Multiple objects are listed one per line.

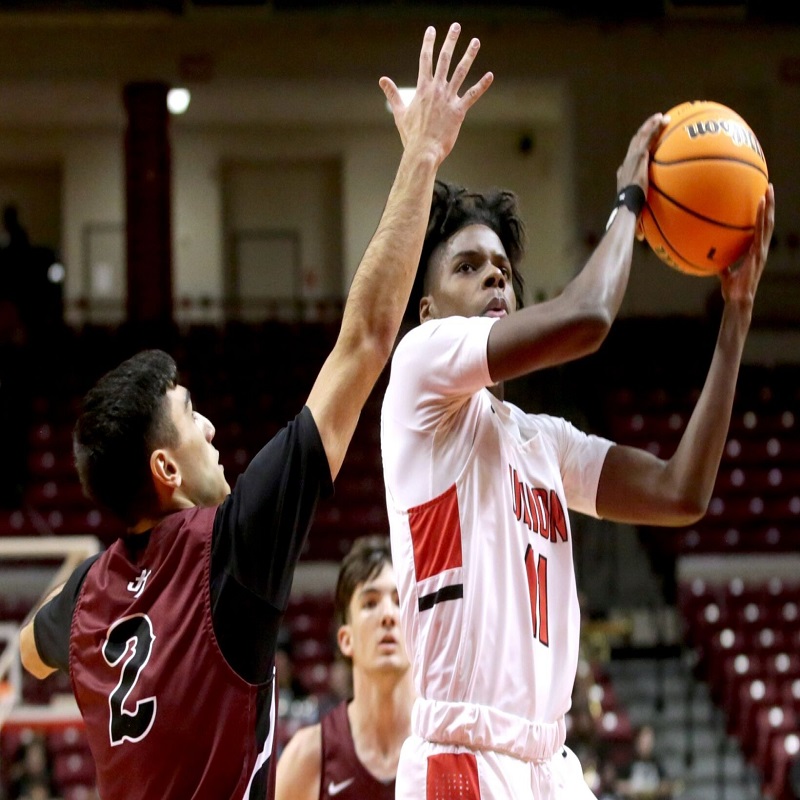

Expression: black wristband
xmin=605 ymin=184 xmax=646 ymax=232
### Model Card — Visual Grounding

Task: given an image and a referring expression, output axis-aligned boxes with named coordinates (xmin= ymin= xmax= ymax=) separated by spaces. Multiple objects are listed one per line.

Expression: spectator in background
xmin=0 ymin=204 xmax=31 ymax=263
xmin=275 ymin=535 xmax=414 ymax=800
xmin=0 ymin=204 xmax=63 ymax=348
xmin=0 ymin=315 xmax=29 ymax=508
xmin=596 ymin=760 xmax=623 ymax=800
xmin=17 ymin=777 xmax=56 ymax=800
xmin=0 ymin=204 xmax=33 ymax=335
xmin=616 ymin=724 xmax=675 ymax=800
xmin=7 ymin=733 xmax=56 ymax=800
xmin=788 ymin=758 xmax=800 ymax=800
xmin=276 ymin=627 xmax=311 ymax=714
xmin=567 ymin=702 xmax=602 ymax=778
xmin=274 ymin=628 xmax=317 ymax=758
xmin=0 ymin=204 xmax=33 ymax=508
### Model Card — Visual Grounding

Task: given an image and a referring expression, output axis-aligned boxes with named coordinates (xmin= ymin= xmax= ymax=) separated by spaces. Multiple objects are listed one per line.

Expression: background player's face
xmin=420 ymin=223 xmax=517 ymax=323
xmin=164 ymin=385 xmax=231 ymax=507
xmin=339 ymin=563 xmax=409 ymax=676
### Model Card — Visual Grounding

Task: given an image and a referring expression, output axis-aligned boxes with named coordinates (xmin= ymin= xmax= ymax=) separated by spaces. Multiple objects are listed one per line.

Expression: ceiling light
xmin=167 ymin=88 xmax=191 ymax=115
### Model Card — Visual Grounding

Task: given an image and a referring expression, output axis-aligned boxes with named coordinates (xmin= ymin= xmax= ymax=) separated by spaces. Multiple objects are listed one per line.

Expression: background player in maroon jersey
xmin=275 ymin=535 xmax=413 ymax=800
xmin=17 ymin=23 xmax=492 ymax=800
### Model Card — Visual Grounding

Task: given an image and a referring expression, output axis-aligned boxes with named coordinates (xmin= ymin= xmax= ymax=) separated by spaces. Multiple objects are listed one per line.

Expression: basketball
xmin=640 ymin=100 xmax=769 ymax=276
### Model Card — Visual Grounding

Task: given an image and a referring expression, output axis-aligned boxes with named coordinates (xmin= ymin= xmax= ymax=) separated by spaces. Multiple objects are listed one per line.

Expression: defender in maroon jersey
xmin=276 ymin=536 xmax=413 ymax=800
xmin=18 ymin=23 xmax=494 ymax=800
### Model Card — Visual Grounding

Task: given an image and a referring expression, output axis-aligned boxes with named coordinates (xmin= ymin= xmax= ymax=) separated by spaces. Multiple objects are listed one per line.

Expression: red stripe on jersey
xmin=426 ymin=752 xmax=481 ymax=799
xmin=408 ymin=483 xmax=463 ymax=581
xmin=550 ymin=490 xmax=568 ymax=542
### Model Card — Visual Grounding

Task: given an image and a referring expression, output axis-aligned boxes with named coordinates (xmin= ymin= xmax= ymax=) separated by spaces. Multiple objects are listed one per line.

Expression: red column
xmin=123 ymin=81 xmax=173 ymax=328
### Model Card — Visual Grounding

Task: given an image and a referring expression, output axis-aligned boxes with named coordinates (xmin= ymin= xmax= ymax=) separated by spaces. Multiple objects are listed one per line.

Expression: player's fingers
xmin=447 ymin=36 xmax=481 ymax=96
xmin=433 ymin=22 xmax=461 ymax=81
xmin=647 ymin=113 xmax=670 ymax=147
xmin=755 ymin=194 xmax=767 ymax=242
xmin=633 ymin=112 xmax=668 ymax=154
xmin=753 ymin=195 xmax=773 ymax=283
xmin=458 ymin=71 xmax=494 ymax=111
xmin=417 ymin=26 xmax=436 ymax=84
xmin=623 ymin=114 xmax=660 ymax=164
xmin=749 ymin=193 xmax=770 ymax=264
xmin=379 ymin=77 xmax=402 ymax=114
xmin=729 ymin=190 xmax=771 ymax=292
xmin=761 ymin=183 xmax=776 ymax=242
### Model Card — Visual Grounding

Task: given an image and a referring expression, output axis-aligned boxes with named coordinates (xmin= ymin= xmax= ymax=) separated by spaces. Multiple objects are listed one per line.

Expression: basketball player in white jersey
xmin=380 ymin=120 xmax=775 ymax=797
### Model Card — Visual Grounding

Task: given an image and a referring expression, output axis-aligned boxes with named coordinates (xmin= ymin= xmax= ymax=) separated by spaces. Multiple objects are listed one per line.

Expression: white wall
xmin=0 ymin=13 xmax=796 ymax=331
xmin=173 ymin=134 xmax=223 ymax=317
xmin=61 ymin=131 xmax=124 ymax=321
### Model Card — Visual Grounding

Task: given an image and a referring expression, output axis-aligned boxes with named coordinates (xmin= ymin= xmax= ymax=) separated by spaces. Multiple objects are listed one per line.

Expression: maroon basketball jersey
xmin=319 ymin=701 xmax=396 ymax=800
xmin=70 ymin=506 xmax=274 ymax=799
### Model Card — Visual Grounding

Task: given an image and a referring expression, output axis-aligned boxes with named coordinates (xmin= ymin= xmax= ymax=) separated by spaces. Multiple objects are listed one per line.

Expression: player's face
xmin=164 ymin=385 xmax=231 ymax=507
xmin=420 ymin=223 xmax=517 ymax=323
xmin=340 ymin=563 xmax=409 ymax=676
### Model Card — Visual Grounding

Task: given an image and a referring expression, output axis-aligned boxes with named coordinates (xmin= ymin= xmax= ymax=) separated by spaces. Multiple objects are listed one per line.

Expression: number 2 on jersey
xmin=524 ymin=545 xmax=549 ymax=646
xmin=103 ymin=614 xmax=157 ymax=746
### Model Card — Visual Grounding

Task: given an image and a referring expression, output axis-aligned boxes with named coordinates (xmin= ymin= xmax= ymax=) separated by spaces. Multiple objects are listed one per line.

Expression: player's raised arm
xmin=596 ymin=183 xmax=775 ymax=526
xmin=486 ymin=112 xmax=668 ymax=384
xmin=306 ymin=23 xmax=492 ymax=481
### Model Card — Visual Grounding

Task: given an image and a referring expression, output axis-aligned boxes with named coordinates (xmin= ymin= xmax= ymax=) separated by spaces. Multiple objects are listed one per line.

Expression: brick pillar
xmin=123 ymin=81 xmax=173 ymax=329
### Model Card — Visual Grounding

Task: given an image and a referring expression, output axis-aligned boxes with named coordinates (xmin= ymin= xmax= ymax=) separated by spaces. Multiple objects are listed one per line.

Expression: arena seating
xmin=7 ymin=321 xmax=389 ymax=554
xmin=678 ymin=576 xmax=800 ymax=799
xmin=597 ymin=320 xmax=800 ymax=799
xmin=14 ymin=319 xmax=800 ymax=560
xmin=607 ymin=367 xmax=800 ymax=559
xmin=1 ymin=318 xmax=798 ymax=799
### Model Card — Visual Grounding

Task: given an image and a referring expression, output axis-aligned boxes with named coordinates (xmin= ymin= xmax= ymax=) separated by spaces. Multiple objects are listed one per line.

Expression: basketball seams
xmin=641 ymin=205 xmax=710 ymax=275
xmin=647 ymin=184 xmax=756 ymax=231
xmin=651 ymin=155 xmax=769 ymax=181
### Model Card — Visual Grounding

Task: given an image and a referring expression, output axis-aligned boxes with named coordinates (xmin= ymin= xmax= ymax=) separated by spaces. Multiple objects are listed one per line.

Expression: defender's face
xmin=341 ymin=563 xmax=409 ymax=676
xmin=420 ymin=224 xmax=517 ymax=323
xmin=166 ymin=386 xmax=231 ymax=507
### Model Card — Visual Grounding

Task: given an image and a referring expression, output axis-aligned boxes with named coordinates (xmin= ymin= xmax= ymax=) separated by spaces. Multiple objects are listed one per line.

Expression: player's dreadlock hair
xmin=406 ymin=179 xmax=527 ymax=323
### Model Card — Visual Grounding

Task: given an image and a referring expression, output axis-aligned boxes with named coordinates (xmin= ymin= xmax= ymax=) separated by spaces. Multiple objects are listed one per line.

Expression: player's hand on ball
xmin=616 ymin=113 xmax=670 ymax=198
xmin=720 ymin=183 xmax=774 ymax=308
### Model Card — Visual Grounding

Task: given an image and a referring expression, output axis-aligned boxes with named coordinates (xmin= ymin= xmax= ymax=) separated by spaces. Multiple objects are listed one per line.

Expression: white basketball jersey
xmin=381 ymin=316 xmax=612 ymax=733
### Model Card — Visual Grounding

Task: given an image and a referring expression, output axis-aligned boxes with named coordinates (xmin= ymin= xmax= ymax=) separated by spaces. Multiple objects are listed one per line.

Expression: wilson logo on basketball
xmin=684 ymin=118 xmax=765 ymax=161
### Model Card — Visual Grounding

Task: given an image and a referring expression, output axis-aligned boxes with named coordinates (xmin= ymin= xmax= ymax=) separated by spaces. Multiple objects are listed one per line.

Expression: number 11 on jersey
xmin=524 ymin=545 xmax=549 ymax=646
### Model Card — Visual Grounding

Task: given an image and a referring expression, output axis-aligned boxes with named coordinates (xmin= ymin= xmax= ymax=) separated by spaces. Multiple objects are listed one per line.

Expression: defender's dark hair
xmin=334 ymin=535 xmax=393 ymax=628
xmin=406 ymin=179 xmax=528 ymax=323
xmin=73 ymin=349 xmax=180 ymax=526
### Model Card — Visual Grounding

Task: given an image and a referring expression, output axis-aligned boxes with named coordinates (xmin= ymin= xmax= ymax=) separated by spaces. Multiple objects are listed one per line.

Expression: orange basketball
xmin=640 ymin=100 xmax=769 ymax=276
